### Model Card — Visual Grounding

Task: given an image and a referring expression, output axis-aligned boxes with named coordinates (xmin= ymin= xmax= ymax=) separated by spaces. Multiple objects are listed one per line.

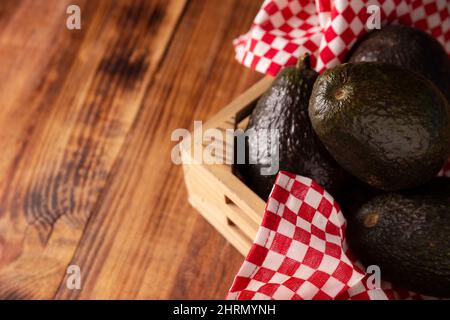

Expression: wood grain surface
xmin=0 ymin=0 xmax=263 ymax=299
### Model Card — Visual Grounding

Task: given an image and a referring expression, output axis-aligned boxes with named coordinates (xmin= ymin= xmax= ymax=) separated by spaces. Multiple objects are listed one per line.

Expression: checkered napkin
xmin=233 ymin=0 xmax=450 ymax=74
xmin=227 ymin=169 xmax=450 ymax=300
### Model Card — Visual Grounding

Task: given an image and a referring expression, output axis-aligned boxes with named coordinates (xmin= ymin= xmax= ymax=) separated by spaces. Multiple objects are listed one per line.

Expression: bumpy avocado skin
xmin=348 ymin=24 xmax=450 ymax=101
xmin=240 ymin=57 xmax=351 ymax=201
xmin=348 ymin=178 xmax=450 ymax=298
xmin=309 ymin=62 xmax=450 ymax=191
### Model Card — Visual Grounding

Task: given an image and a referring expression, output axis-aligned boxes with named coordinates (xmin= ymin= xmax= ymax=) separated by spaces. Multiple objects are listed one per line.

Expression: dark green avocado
xmin=348 ymin=24 xmax=450 ymax=101
xmin=309 ymin=62 xmax=450 ymax=191
xmin=348 ymin=178 xmax=450 ymax=298
xmin=239 ymin=54 xmax=351 ymax=200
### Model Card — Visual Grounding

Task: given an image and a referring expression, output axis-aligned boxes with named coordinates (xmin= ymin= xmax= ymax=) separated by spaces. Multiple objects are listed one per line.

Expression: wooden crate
xmin=180 ymin=77 xmax=274 ymax=255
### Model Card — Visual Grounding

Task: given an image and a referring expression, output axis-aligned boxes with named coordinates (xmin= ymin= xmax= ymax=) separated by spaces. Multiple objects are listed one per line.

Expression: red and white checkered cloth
xmin=227 ymin=0 xmax=450 ymax=300
xmin=234 ymin=0 xmax=450 ymax=74
xmin=228 ymin=168 xmax=450 ymax=300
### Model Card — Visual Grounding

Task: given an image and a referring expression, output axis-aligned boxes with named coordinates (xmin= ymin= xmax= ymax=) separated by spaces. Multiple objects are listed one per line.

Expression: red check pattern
xmin=438 ymin=158 xmax=450 ymax=177
xmin=227 ymin=0 xmax=450 ymax=301
xmin=227 ymin=171 xmax=441 ymax=300
xmin=233 ymin=0 xmax=450 ymax=74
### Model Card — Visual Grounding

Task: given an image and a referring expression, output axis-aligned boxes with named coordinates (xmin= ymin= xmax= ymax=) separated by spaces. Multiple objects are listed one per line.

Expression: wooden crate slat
xmin=181 ymin=77 xmax=274 ymax=255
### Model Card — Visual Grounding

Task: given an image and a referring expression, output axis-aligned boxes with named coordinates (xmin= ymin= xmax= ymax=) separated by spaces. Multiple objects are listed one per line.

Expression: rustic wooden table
xmin=0 ymin=0 xmax=263 ymax=299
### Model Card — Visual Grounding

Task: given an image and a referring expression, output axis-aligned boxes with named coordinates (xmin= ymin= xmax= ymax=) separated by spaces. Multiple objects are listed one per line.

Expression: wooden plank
xmin=180 ymin=76 xmax=270 ymax=237
xmin=184 ymin=163 xmax=258 ymax=247
xmin=54 ymin=0 xmax=263 ymax=299
xmin=0 ymin=0 xmax=186 ymax=299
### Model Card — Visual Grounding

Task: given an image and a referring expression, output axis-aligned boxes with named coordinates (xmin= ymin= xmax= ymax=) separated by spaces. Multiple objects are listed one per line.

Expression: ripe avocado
xmin=309 ymin=62 xmax=450 ymax=191
xmin=348 ymin=24 xmax=450 ymax=101
xmin=240 ymin=54 xmax=351 ymax=200
xmin=347 ymin=178 xmax=450 ymax=298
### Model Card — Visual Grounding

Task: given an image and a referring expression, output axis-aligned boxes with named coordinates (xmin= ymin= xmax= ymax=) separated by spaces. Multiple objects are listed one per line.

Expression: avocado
xmin=309 ymin=62 xmax=450 ymax=191
xmin=348 ymin=178 xmax=450 ymax=298
xmin=239 ymin=54 xmax=351 ymax=200
xmin=348 ymin=24 xmax=450 ymax=101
